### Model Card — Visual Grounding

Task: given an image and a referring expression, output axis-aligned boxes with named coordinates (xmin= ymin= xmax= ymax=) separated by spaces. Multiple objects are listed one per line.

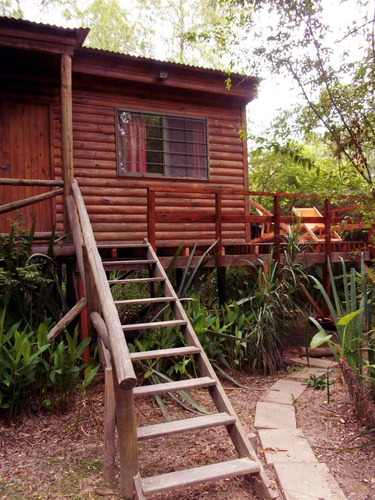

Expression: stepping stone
xmin=254 ymin=402 xmax=296 ymax=430
xmin=290 ymin=356 xmax=338 ymax=369
xmin=286 ymin=366 xmax=334 ymax=380
xmin=273 ymin=462 xmax=346 ymax=500
xmin=257 ymin=429 xmax=318 ymax=464
xmin=262 ymin=379 xmax=306 ymax=405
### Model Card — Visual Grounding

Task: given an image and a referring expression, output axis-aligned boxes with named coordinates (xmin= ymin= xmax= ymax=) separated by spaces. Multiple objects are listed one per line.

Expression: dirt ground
xmin=1 ymin=349 xmax=375 ymax=500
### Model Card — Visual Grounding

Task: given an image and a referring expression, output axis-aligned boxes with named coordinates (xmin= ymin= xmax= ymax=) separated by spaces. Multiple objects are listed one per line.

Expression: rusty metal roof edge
xmin=77 ymin=45 xmax=259 ymax=83
xmin=0 ymin=16 xmax=89 ymax=48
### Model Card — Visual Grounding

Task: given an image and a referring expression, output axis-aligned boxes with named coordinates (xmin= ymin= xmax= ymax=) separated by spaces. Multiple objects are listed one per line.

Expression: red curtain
xmin=192 ymin=125 xmax=206 ymax=179
xmin=125 ymin=116 xmax=147 ymax=173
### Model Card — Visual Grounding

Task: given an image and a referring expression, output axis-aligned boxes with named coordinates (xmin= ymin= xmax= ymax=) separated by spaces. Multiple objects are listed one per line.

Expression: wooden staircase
xmin=68 ymin=181 xmax=274 ymax=499
xmin=98 ymin=239 xmax=272 ymax=499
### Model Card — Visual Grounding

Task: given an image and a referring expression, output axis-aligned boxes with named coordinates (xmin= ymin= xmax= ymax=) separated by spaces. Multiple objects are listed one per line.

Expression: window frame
xmin=115 ymin=108 xmax=210 ymax=181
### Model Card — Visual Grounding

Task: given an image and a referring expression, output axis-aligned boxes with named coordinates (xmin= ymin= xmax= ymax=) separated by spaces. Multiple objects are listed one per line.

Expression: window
xmin=116 ymin=110 xmax=208 ymax=179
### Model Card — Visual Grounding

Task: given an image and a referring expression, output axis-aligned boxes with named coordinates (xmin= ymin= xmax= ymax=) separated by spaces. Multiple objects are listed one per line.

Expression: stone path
xmin=253 ymin=357 xmax=347 ymax=500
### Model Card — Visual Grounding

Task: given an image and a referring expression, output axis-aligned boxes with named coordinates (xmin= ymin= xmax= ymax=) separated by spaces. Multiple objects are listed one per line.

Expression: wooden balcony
xmin=145 ymin=186 xmax=373 ymax=270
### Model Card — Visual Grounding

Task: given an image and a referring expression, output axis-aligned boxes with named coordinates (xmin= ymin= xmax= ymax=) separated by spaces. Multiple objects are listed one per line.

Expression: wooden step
xmin=130 ymin=346 xmax=201 ymax=361
xmin=102 ymin=259 xmax=156 ymax=270
xmin=141 ymin=458 xmax=260 ymax=495
xmin=97 ymin=243 xmax=149 ymax=249
xmin=114 ymin=296 xmax=176 ymax=306
xmin=108 ymin=277 xmax=165 ymax=285
xmin=122 ymin=319 xmax=187 ymax=332
xmin=137 ymin=412 xmax=236 ymax=441
xmin=133 ymin=376 xmax=216 ymax=397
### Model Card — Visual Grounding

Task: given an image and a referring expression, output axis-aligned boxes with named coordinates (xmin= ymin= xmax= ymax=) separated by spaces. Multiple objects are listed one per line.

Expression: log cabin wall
xmin=0 ymin=18 xmax=88 ymax=235
xmin=0 ymin=47 xmax=61 ymax=233
xmin=52 ymin=49 xmax=257 ymax=248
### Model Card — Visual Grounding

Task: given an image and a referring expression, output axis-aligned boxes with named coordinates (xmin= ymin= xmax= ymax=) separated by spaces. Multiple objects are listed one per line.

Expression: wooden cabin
xmin=0 ymin=17 xmax=258 ymax=250
xmin=1 ymin=17 xmax=373 ymax=499
xmin=0 ymin=17 xmax=372 ymax=280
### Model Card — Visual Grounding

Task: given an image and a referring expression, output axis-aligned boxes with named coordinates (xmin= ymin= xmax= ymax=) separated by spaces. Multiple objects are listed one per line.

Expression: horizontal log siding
xmin=54 ymin=90 xmax=248 ymax=247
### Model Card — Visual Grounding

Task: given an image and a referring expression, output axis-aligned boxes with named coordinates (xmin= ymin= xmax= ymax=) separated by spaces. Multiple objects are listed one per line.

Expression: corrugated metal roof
xmin=0 ymin=16 xmax=89 ymax=47
xmin=78 ymin=46 xmax=258 ymax=82
xmin=0 ymin=16 xmax=257 ymax=82
xmin=0 ymin=15 xmax=88 ymax=33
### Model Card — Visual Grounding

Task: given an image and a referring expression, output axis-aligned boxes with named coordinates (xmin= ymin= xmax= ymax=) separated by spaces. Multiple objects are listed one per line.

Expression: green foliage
xmin=241 ymin=256 xmax=299 ymax=374
xmin=186 ymin=296 xmax=250 ymax=372
xmin=244 ymin=0 xmax=375 ymax=205
xmin=59 ymin=0 xmax=153 ymax=56
xmin=129 ymin=322 xmax=187 ymax=379
xmin=0 ymin=0 xmax=23 ymax=17
xmin=0 ymin=310 xmax=96 ymax=420
xmin=0 ymin=216 xmax=68 ymax=329
xmin=138 ymin=0 xmax=253 ymax=67
xmin=249 ymin=136 xmax=366 ymax=211
xmin=305 ymin=373 xmax=331 ymax=391
xmin=310 ymin=254 xmax=375 ymax=394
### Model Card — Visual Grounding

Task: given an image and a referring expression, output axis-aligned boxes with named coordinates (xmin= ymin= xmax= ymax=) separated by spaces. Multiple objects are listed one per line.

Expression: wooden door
xmin=0 ymin=100 xmax=53 ymax=233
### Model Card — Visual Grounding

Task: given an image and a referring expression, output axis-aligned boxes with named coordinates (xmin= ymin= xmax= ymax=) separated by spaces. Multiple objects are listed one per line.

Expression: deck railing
xmin=146 ymin=185 xmax=373 ymax=263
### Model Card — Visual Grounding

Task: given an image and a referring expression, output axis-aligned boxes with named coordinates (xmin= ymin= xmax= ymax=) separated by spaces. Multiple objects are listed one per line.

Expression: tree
xmin=46 ymin=0 xmax=154 ymax=56
xmin=249 ymin=135 xmax=368 ymax=210
xmin=243 ymin=0 xmax=375 ymax=205
xmin=0 ymin=0 xmax=24 ymax=17
xmin=137 ymin=0 xmax=253 ymax=67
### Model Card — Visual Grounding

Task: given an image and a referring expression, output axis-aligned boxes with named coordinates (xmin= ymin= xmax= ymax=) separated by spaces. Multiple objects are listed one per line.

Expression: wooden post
xmin=147 ymin=188 xmax=156 ymax=250
xmin=78 ymin=275 xmax=89 ymax=364
xmin=241 ymin=105 xmax=251 ymax=242
xmin=61 ymin=53 xmax=74 ymax=231
xmin=215 ymin=192 xmax=223 ymax=268
xmin=273 ymin=194 xmax=281 ymax=266
xmin=217 ymin=266 xmax=227 ymax=305
xmin=215 ymin=192 xmax=226 ymax=303
xmin=323 ymin=199 xmax=332 ymax=300
xmin=113 ymin=369 xmax=139 ymax=499
xmin=81 ymin=245 xmax=100 ymax=345
xmin=104 ymin=366 xmax=116 ymax=482
xmin=47 ymin=297 xmax=87 ymax=343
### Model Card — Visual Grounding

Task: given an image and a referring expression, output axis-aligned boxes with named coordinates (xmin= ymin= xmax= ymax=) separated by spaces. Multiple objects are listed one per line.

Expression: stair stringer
xmin=144 ymin=240 xmax=276 ymax=499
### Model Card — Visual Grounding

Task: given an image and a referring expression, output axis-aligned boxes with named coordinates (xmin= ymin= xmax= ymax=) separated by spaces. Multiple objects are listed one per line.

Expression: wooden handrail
xmin=0 ymin=187 xmax=64 ymax=215
xmin=148 ymin=185 xmax=320 ymax=199
xmin=0 ymin=178 xmax=64 ymax=186
xmin=71 ymin=180 xmax=136 ymax=390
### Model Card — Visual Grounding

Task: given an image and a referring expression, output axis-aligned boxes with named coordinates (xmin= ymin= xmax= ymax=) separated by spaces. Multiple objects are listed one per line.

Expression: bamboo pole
xmin=0 ymin=188 xmax=63 ymax=215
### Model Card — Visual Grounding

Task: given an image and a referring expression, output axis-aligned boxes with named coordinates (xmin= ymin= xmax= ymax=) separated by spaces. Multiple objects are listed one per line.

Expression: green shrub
xmin=0 ymin=215 xmax=69 ymax=328
xmin=0 ymin=310 xmax=96 ymax=420
xmin=310 ymin=255 xmax=375 ymax=394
